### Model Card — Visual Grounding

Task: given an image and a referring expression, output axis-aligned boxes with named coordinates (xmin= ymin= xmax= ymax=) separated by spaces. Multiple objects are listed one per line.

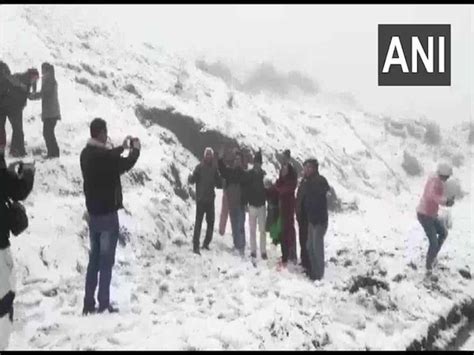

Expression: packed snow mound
xmin=0 ymin=5 xmax=472 ymax=350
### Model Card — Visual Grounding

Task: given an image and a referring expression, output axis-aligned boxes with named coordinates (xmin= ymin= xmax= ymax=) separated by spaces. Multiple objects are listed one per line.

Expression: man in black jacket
xmin=80 ymin=118 xmax=140 ymax=315
xmin=246 ymin=150 xmax=267 ymax=260
xmin=188 ymin=147 xmax=221 ymax=255
xmin=0 ymin=154 xmax=35 ymax=350
xmin=300 ymin=159 xmax=330 ymax=281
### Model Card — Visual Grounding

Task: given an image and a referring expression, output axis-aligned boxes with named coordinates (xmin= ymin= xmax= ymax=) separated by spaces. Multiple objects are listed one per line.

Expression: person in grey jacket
xmin=29 ymin=63 xmax=61 ymax=158
xmin=188 ymin=147 xmax=221 ymax=255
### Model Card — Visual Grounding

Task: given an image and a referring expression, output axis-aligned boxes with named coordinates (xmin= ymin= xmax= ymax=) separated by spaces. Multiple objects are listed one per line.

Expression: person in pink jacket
xmin=416 ymin=162 xmax=455 ymax=272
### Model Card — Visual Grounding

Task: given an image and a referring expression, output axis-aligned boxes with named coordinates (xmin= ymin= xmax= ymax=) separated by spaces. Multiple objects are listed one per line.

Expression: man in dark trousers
xmin=188 ymin=147 xmax=221 ymax=255
xmin=300 ymin=158 xmax=330 ymax=281
xmin=80 ymin=118 xmax=140 ymax=315
xmin=29 ymin=63 xmax=61 ymax=158
xmin=0 ymin=64 xmax=39 ymax=157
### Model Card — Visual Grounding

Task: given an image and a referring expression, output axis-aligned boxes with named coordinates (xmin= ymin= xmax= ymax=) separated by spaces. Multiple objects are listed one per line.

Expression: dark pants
xmin=229 ymin=206 xmax=246 ymax=252
xmin=43 ymin=117 xmax=60 ymax=157
xmin=193 ymin=200 xmax=215 ymax=250
xmin=307 ymin=223 xmax=328 ymax=281
xmin=417 ymin=213 xmax=448 ymax=270
xmin=298 ymin=215 xmax=309 ymax=271
xmin=84 ymin=230 xmax=119 ymax=309
xmin=0 ymin=109 xmax=25 ymax=156
xmin=281 ymin=214 xmax=297 ymax=264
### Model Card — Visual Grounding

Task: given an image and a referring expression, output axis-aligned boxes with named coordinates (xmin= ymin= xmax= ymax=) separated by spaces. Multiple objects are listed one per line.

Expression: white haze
xmin=16 ymin=4 xmax=474 ymax=127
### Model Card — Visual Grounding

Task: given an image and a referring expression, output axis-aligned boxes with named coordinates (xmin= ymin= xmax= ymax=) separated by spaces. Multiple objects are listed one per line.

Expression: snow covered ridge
xmin=1 ymin=5 xmax=473 ymax=350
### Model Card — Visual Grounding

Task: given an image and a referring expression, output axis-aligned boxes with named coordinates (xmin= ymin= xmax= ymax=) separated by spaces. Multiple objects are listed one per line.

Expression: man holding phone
xmin=80 ymin=118 xmax=140 ymax=315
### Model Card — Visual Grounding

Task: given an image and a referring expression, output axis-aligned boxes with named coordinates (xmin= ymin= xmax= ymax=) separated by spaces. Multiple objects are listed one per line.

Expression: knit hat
xmin=436 ymin=162 xmax=452 ymax=177
xmin=254 ymin=150 xmax=262 ymax=164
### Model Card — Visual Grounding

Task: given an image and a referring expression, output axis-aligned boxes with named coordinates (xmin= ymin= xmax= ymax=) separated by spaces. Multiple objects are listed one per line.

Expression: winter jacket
xmin=80 ymin=139 xmax=140 ymax=216
xmin=301 ymin=173 xmax=330 ymax=226
xmin=189 ymin=161 xmax=221 ymax=203
xmin=218 ymin=158 xmax=247 ymax=209
xmin=0 ymin=74 xmax=30 ymax=113
xmin=29 ymin=74 xmax=61 ymax=120
xmin=417 ymin=174 xmax=446 ymax=218
xmin=245 ymin=167 xmax=266 ymax=207
xmin=0 ymin=156 xmax=35 ymax=250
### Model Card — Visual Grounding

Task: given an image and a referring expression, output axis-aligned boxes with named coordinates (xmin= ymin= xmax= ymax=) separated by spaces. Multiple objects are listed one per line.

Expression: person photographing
xmin=80 ymin=118 xmax=141 ymax=315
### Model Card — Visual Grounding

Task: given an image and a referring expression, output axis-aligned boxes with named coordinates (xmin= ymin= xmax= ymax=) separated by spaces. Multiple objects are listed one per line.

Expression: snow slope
xmin=0 ymin=5 xmax=472 ymax=350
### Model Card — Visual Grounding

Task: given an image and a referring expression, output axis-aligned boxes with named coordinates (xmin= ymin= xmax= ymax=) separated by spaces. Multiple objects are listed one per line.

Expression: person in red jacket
xmin=275 ymin=149 xmax=297 ymax=268
xmin=417 ymin=162 xmax=455 ymax=273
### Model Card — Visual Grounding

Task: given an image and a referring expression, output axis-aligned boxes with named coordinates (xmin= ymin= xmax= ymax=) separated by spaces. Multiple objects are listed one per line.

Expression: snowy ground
xmin=1 ymin=5 xmax=473 ymax=350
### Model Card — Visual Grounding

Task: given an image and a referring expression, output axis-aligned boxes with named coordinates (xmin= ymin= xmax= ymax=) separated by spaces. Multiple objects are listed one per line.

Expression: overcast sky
xmin=37 ymin=5 xmax=474 ymax=127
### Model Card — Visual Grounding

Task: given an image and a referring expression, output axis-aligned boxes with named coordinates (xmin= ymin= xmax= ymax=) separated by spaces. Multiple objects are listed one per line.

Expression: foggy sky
xmin=26 ymin=4 xmax=474 ymax=127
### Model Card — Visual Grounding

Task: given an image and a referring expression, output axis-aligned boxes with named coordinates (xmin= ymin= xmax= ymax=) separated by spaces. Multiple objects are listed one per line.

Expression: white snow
xmin=0 ymin=4 xmax=473 ymax=350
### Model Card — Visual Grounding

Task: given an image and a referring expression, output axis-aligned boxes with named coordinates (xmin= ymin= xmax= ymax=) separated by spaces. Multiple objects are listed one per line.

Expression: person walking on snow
xmin=218 ymin=148 xmax=248 ymax=256
xmin=246 ymin=150 xmax=268 ymax=260
xmin=188 ymin=147 xmax=222 ymax=255
xmin=275 ymin=149 xmax=297 ymax=268
xmin=29 ymin=63 xmax=61 ymax=158
xmin=300 ymin=159 xmax=330 ymax=281
xmin=416 ymin=162 xmax=455 ymax=273
xmin=80 ymin=118 xmax=141 ymax=315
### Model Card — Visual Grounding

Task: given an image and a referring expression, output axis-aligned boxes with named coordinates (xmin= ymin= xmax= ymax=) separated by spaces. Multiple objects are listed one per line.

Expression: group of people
xmin=0 ymin=60 xmax=458 ymax=350
xmin=0 ymin=61 xmax=61 ymax=159
xmin=189 ymin=146 xmax=331 ymax=281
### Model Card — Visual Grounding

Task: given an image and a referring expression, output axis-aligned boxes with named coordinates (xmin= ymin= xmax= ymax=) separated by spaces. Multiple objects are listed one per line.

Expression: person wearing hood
xmin=0 ymin=154 xmax=35 ymax=350
xmin=300 ymin=159 xmax=330 ymax=281
xmin=417 ymin=162 xmax=455 ymax=273
xmin=246 ymin=150 xmax=267 ymax=260
xmin=218 ymin=147 xmax=248 ymax=256
xmin=80 ymin=118 xmax=140 ymax=315
xmin=188 ymin=147 xmax=221 ymax=255
xmin=29 ymin=63 xmax=61 ymax=158
xmin=275 ymin=149 xmax=297 ymax=268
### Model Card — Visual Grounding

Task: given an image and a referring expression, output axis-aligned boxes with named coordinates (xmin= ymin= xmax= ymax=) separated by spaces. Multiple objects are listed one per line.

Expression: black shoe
xmin=82 ymin=305 xmax=96 ymax=316
xmin=250 ymin=252 xmax=256 ymax=258
xmin=202 ymin=245 xmax=210 ymax=251
xmin=261 ymin=253 xmax=268 ymax=260
xmin=98 ymin=305 xmax=119 ymax=314
xmin=193 ymin=248 xmax=201 ymax=255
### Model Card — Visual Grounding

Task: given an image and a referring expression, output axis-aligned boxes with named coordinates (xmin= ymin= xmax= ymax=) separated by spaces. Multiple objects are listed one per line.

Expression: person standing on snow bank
xmin=188 ymin=147 xmax=222 ymax=255
xmin=0 ymin=154 xmax=35 ymax=350
xmin=218 ymin=147 xmax=248 ymax=257
xmin=80 ymin=118 xmax=140 ymax=315
xmin=275 ymin=149 xmax=297 ymax=268
xmin=246 ymin=150 xmax=268 ymax=260
xmin=300 ymin=158 xmax=330 ymax=281
xmin=416 ymin=162 xmax=455 ymax=273
xmin=0 ymin=63 xmax=39 ymax=158
xmin=29 ymin=63 xmax=61 ymax=159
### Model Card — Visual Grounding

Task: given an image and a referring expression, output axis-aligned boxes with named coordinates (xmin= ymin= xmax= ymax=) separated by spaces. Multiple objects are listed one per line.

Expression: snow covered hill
xmin=1 ymin=5 xmax=473 ymax=350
